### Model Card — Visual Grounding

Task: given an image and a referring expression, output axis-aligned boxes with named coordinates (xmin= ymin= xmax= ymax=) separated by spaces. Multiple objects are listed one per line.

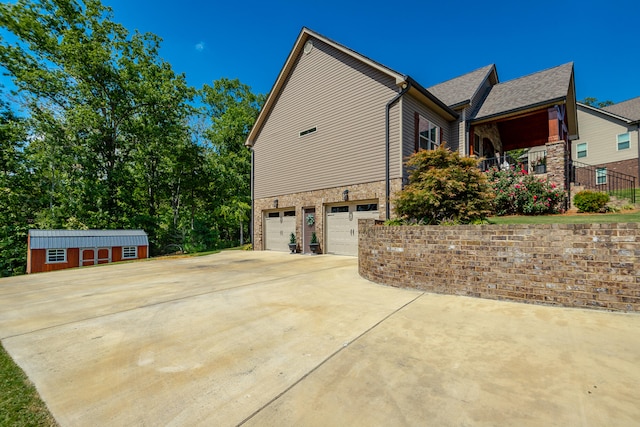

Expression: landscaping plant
xmin=394 ymin=146 xmax=494 ymax=224
xmin=573 ymin=190 xmax=610 ymax=213
xmin=485 ymin=166 xmax=565 ymax=215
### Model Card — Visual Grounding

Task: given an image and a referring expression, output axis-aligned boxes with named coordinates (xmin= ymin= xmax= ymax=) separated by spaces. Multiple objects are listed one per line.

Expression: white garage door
xmin=264 ymin=210 xmax=296 ymax=252
xmin=325 ymin=202 xmax=379 ymax=256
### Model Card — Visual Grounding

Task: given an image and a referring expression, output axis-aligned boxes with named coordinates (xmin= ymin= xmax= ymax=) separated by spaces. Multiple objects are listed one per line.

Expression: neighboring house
xmin=27 ymin=229 xmax=149 ymax=274
xmin=571 ymin=98 xmax=640 ymax=187
xmin=246 ymin=28 xmax=578 ymax=255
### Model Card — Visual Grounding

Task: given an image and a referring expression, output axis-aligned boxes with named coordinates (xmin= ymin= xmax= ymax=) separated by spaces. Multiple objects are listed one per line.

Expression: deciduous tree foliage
xmin=0 ymin=0 xmax=263 ymax=274
xmin=394 ymin=147 xmax=494 ymax=224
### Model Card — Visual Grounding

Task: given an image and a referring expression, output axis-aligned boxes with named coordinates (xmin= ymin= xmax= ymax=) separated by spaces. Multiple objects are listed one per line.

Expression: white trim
xmin=122 ymin=246 xmax=137 ymax=259
xmin=46 ymin=248 xmax=66 ymax=264
xmin=617 ymin=132 xmax=630 ymax=151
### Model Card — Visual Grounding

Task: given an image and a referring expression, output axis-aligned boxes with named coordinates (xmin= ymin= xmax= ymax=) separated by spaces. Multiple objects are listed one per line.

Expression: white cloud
xmin=195 ymin=42 xmax=205 ymax=52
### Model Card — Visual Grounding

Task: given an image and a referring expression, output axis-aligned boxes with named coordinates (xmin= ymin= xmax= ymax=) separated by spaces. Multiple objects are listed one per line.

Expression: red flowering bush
xmin=485 ymin=166 xmax=566 ymax=216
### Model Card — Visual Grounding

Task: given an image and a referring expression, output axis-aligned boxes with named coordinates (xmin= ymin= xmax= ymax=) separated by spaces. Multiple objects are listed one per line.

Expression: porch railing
xmin=478 ymin=154 xmax=519 ymax=172
xmin=569 ymin=160 xmax=636 ymax=204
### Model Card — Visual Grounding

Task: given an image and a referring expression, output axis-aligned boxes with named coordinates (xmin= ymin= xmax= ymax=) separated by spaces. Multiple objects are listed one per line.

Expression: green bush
xmin=573 ymin=190 xmax=610 ymax=213
xmin=394 ymin=147 xmax=493 ymax=224
xmin=485 ymin=166 xmax=566 ymax=216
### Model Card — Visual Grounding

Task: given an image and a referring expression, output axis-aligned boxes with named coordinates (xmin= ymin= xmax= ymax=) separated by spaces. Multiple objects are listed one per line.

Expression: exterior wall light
xmin=273 ymin=199 xmax=278 ymax=208
xmin=342 ymin=189 xmax=349 ymax=201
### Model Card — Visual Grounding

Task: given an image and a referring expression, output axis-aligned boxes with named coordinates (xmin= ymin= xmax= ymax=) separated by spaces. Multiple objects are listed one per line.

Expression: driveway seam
xmin=236 ymin=291 xmax=426 ymax=426
xmin=1 ymin=265 xmax=356 ymax=341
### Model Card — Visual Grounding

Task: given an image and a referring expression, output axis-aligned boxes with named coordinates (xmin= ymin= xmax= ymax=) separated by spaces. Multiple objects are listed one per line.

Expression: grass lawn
xmin=489 ymin=210 xmax=640 ymax=224
xmin=0 ymin=342 xmax=57 ymax=426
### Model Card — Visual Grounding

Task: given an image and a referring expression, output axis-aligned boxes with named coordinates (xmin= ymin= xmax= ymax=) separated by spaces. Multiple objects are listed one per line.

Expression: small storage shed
xmin=27 ymin=229 xmax=149 ymax=274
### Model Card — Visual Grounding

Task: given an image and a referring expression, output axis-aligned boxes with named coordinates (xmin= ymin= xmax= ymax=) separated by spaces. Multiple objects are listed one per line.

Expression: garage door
xmin=264 ymin=210 xmax=296 ymax=252
xmin=325 ymin=202 xmax=379 ymax=256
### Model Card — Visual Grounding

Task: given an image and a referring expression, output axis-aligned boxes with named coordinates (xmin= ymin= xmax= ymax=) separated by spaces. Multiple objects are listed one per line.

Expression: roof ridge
xmin=493 ymin=62 xmax=573 ymax=87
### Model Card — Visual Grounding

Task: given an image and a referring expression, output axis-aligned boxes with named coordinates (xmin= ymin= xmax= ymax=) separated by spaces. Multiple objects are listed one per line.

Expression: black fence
xmin=569 ymin=160 xmax=636 ymax=204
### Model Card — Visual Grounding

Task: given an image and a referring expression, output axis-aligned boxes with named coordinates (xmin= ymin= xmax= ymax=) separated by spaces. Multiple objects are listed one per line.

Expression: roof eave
xmin=245 ymin=27 xmax=408 ymax=147
xmin=406 ymin=76 xmax=459 ymax=121
xmin=471 ymin=96 xmax=567 ymax=124
xmin=578 ymin=102 xmax=634 ymax=124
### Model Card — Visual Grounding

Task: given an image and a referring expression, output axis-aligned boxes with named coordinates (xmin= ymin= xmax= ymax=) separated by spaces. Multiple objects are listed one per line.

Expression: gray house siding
xmin=572 ymin=106 xmax=638 ymax=164
xmin=253 ymin=37 xmax=400 ymax=199
xmin=401 ymin=94 xmax=452 ymax=175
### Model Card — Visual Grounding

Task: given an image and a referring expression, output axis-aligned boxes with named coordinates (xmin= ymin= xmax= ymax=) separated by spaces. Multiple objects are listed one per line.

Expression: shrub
xmin=573 ymin=190 xmax=610 ymax=213
xmin=394 ymin=147 xmax=494 ymax=224
xmin=485 ymin=166 xmax=566 ymax=216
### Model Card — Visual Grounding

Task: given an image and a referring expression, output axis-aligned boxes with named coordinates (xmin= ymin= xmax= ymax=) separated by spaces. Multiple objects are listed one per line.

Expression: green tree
xmin=394 ymin=147 xmax=494 ymax=224
xmin=581 ymin=97 xmax=614 ymax=108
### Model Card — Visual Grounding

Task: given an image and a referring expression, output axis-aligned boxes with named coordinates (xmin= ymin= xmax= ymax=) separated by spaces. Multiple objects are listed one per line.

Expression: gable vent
xmin=299 ymin=126 xmax=317 ymax=137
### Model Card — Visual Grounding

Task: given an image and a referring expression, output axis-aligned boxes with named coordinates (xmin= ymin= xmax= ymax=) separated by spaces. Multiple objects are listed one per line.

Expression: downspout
xmin=385 ymin=82 xmax=411 ymax=220
xmin=250 ymin=147 xmax=255 ymax=247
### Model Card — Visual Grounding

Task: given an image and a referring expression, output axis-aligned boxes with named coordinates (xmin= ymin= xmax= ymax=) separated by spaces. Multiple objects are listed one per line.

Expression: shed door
xmin=264 ymin=210 xmax=296 ymax=252
xmin=326 ymin=202 xmax=379 ymax=256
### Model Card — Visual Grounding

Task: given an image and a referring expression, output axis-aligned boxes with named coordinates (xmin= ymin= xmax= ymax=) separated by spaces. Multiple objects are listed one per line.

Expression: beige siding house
xmin=572 ymin=99 xmax=640 ymax=184
xmin=247 ymin=28 xmax=578 ymax=256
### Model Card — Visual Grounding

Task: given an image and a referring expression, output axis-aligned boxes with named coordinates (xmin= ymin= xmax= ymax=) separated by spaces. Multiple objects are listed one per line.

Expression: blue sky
xmin=3 ymin=0 xmax=639 ymax=105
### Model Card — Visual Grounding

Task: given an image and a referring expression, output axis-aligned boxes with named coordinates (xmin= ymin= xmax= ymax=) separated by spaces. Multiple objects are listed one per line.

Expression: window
xmin=576 ymin=143 xmax=587 ymax=158
xmin=283 ymin=211 xmax=295 ymax=217
xmin=46 ymin=249 xmax=66 ymax=263
xmin=267 ymin=212 xmax=279 ymax=218
xmin=299 ymin=126 xmax=317 ymax=137
xmin=596 ymin=168 xmax=607 ymax=185
xmin=473 ymin=134 xmax=481 ymax=156
xmin=122 ymin=246 xmax=137 ymax=259
xmin=356 ymin=204 xmax=378 ymax=212
xmin=617 ymin=133 xmax=630 ymax=150
xmin=331 ymin=206 xmax=349 ymax=213
xmin=416 ymin=114 xmax=440 ymax=151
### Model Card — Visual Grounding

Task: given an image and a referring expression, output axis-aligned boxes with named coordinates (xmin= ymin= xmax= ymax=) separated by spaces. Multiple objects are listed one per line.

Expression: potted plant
xmin=309 ymin=232 xmax=320 ymax=254
xmin=288 ymin=232 xmax=297 ymax=254
xmin=533 ymin=156 xmax=547 ymax=174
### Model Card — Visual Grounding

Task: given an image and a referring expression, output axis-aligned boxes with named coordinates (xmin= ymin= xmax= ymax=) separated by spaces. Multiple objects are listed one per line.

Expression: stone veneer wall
xmin=359 ymin=220 xmax=640 ymax=312
xmin=253 ymin=179 xmax=402 ymax=251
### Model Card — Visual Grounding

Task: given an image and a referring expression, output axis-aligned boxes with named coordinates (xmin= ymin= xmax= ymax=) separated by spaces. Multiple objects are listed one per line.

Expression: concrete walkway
xmin=0 ymin=251 xmax=639 ymax=426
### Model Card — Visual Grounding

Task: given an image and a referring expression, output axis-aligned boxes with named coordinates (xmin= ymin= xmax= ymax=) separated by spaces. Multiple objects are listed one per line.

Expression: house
xmin=570 ymin=98 xmax=639 ymax=190
xmin=27 ymin=229 xmax=149 ymax=274
xmin=246 ymin=28 xmax=578 ymax=256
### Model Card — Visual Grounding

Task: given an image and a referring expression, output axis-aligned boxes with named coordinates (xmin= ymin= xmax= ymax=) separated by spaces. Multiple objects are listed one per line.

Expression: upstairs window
xmin=416 ymin=114 xmax=440 ymax=151
xmin=617 ymin=133 xmax=630 ymax=150
xmin=122 ymin=246 xmax=137 ymax=259
xmin=576 ymin=142 xmax=587 ymax=158
xmin=46 ymin=249 xmax=66 ymax=263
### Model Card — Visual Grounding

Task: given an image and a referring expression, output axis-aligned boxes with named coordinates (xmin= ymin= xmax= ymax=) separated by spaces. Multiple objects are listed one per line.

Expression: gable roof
xmin=427 ymin=64 xmax=497 ymax=109
xmin=601 ymin=96 xmax=640 ymax=123
xmin=473 ymin=62 xmax=574 ymax=121
xmin=245 ymin=28 xmax=456 ymax=147
xmin=29 ymin=229 xmax=148 ymax=249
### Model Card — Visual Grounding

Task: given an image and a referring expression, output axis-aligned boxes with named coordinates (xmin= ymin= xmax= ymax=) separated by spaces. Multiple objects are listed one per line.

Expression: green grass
xmin=0 ymin=342 xmax=58 ymax=427
xmin=489 ymin=210 xmax=640 ymax=225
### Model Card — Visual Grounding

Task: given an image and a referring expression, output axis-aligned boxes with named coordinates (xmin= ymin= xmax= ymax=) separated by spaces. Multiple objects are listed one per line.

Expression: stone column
xmin=545 ymin=141 xmax=566 ymax=190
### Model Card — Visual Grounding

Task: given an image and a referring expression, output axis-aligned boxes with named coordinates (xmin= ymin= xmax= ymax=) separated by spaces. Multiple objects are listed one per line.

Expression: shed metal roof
xmin=29 ymin=229 xmax=148 ymax=250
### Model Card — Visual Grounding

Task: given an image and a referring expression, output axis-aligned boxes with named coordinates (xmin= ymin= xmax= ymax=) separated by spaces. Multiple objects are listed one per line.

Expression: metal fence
xmin=569 ymin=160 xmax=636 ymax=204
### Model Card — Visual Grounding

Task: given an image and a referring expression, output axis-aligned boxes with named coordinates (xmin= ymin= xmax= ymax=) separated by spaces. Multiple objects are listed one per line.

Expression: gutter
xmin=250 ymin=147 xmax=255 ymax=246
xmin=385 ymin=81 xmax=412 ymax=220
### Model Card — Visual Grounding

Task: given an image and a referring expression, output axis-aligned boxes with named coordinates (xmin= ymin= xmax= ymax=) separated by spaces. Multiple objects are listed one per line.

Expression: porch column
xmin=547 ymin=107 xmax=560 ymax=142
xmin=545 ymin=140 xmax=566 ymax=190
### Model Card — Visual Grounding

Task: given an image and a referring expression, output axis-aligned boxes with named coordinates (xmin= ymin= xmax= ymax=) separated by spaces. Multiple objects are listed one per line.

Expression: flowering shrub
xmin=485 ymin=166 xmax=566 ymax=216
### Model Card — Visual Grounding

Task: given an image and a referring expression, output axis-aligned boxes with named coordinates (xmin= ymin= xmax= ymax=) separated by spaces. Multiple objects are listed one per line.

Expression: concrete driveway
xmin=1 ymin=251 xmax=639 ymax=426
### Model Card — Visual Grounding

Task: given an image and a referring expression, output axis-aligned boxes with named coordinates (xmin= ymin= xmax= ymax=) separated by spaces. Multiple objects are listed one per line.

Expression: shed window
xmin=617 ymin=133 xmax=630 ymax=150
xmin=122 ymin=246 xmax=137 ymax=259
xmin=576 ymin=143 xmax=587 ymax=158
xmin=596 ymin=168 xmax=607 ymax=185
xmin=46 ymin=249 xmax=66 ymax=263
xmin=416 ymin=114 xmax=440 ymax=151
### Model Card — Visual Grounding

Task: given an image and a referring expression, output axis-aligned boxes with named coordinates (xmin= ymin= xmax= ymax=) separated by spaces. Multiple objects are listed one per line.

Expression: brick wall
xmin=253 ymin=179 xmax=403 ymax=251
xmin=359 ymin=220 xmax=640 ymax=312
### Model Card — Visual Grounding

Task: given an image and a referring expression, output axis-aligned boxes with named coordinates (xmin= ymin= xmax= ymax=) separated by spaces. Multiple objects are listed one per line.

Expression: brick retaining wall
xmin=358 ymin=220 xmax=640 ymax=312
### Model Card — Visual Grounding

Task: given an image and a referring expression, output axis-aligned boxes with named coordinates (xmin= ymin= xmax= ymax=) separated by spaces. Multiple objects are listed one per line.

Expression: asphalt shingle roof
xmin=427 ymin=64 xmax=495 ymax=108
xmin=601 ymin=96 xmax=640 ymax=122
xmin=473 ymin=62 xmax=574 ymax=121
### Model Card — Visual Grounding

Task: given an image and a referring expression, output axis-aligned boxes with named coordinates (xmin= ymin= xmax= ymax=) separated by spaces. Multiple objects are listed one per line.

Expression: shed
xmin=27 ymin=229 xmax=149 ymax=274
